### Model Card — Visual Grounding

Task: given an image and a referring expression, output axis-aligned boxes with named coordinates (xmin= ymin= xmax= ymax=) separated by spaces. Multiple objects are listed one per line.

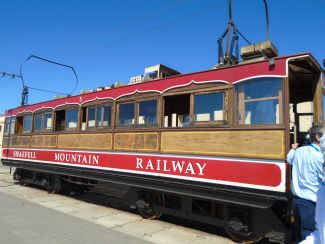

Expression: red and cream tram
xmin=1 ymin=51 xmax=324 ymax=242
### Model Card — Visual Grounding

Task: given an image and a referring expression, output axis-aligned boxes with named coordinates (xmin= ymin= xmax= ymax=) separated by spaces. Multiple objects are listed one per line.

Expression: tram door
xmin=289 ymin=102 xmax=313 ymax=145
xmin=288 ymin=58 xmax=324 ymax=146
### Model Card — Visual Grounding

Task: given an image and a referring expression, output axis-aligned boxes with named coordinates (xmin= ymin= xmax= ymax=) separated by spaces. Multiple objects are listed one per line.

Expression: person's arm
xmin=287 ymin=143 xmax=299 ymax=165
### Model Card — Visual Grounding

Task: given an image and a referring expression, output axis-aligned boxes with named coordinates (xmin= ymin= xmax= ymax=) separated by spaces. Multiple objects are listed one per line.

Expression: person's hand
xmin=291 ymin=143 xmax=299 ymax=149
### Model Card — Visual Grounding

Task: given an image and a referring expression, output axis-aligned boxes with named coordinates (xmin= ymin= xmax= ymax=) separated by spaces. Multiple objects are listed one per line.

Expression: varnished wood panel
xmin=11 ymin=136 xmax=31 ymax=148
xmin=58 ymin=133 xmax=112 ymax=149
xmin=161 ymin=130 xmax=285 ymax=159
xmin=2 ymin=137 xmax=11 ymax=147
xmin=31 ymin=135 xmax=57 ymax=148
xmin=114 ymin=132 xmax=158 ymax=151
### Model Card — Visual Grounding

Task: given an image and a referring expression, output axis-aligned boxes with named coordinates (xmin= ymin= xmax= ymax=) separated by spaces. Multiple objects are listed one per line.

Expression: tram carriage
xmin=1 ymin=50 xmax=324 ymax=242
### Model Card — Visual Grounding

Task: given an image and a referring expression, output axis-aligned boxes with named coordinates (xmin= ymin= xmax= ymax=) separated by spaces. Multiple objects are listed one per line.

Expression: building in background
xmin=0 ymin=115 xmax=4 ymax=157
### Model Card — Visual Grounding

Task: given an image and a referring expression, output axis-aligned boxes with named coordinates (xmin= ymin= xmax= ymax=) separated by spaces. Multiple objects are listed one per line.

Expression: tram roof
xmin=5 ymin=52 xmax=322 ymax=117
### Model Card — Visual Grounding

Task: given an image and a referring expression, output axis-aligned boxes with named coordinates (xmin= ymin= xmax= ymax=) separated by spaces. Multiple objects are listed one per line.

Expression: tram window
xmin=97 ymin=105 xmax=111 ymax=127
xmin=236 ymin=78 xmax=282 ymax=125
xmin=55 ymin=110 xmax=66 ymax=131
xmin=65 ymin=109 xmax=78 ymax=129
xmin=10 ymin=117 xmax=15 ymax=135
xmin=34 ymin=114 xmax=42 ymax=131
xmin=43 ymin=113 xmax=52 ymax=130
xmin=118 ymin=103 xmax=135 ymax=126
xmin=138 ymin=99 xmax=157 ymax=126
xmin=194 ymin=92 xmax=224 ymax=122
xmin=16 ymin=117 xmax=23 ymax=134
xmin=4 ymin=117 xmax=11 ymax=134
xmin=164 ymin=94 xmax=190 ymax=127
xmin=23 ymin=115 xmax=32 ymax=133
xmin=87 ymin=107 xmax=96 ymax=128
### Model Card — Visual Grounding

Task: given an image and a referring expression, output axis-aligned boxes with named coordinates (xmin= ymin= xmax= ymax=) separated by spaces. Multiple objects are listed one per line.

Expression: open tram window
xmin=138 ymin=99 xmax=157 ymax=126
xmin=55 ymin=110 xmax=66 ymax=131
xmin=16 ymin=117 xmax=23 ymax=134
xmin=163 ymin=94 xmax=190 ymax=127
xmin=118 ymin=102 xmax=135 ymax=127
xmin=236 ymin=78 xmax=283 ymax=125
xmin=194 ymin=92 xmax=225 ymax=124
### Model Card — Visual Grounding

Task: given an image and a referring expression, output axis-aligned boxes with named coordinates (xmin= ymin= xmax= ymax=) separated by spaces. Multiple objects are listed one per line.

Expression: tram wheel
xmin=225 ymin=218 xmax=262 ymax=243
xmin=14 ymin=169 xmax=27 ymax=186
xmin=44 ymin=175 xmax=61 ymax=194
xmin=137 ymin=192 xmax=165 ymax=220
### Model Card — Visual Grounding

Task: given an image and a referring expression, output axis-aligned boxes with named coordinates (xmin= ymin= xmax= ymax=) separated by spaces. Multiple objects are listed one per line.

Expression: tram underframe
xmin=12 ymin=167 xmax=290 ymax=243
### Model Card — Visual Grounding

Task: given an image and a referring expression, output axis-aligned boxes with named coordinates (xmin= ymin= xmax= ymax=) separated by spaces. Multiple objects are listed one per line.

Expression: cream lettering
xmin=172 ymin=161 xmax=185 ymax=173
xmin=185 ymin=162 xmax=195 ymax=175
xmin=163 ymin=160 xmax=170 ymax=172
xmin=146 ymin=159 xmax=154 ymax=170
xmin=196 ymin=163 xmax=206 ymax=176
xmin=13 ymin=150 xmax=36 ymax=159
xmin=136 ymin=158 xmax=143 ymax=169
xmin=135 ymin=158 xmax=207 ymax=176
xmin=54 ymin=153 xmax=99 ymax=165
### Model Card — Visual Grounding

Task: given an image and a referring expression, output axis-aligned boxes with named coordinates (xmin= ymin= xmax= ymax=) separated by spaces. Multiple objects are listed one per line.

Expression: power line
xmin=23 ymin=0 xmax=186 ymax=77
xmin=82 ymin=1 xmax=227 ymax=56
xmin=27 ymin=86 xmax=69 ymax=96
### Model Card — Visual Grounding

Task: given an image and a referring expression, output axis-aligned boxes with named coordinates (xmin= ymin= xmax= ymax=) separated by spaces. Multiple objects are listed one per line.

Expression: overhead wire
xmin=12 ymin=0 xmax=228 ymax=99
xmin=82 ymin=0 xmax=228 ymax=56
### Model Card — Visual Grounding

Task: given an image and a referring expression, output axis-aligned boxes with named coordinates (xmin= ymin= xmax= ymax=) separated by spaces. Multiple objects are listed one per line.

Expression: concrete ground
xmin=0 ymin=165 xmax=233 ymax=244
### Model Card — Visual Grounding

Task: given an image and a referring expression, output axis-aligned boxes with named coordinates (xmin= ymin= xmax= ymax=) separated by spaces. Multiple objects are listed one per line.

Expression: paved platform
xmin=0 ymin=165 xmax=233 ymax=243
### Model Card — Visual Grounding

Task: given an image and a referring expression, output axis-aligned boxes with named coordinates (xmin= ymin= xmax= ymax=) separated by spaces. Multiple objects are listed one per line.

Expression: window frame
xmin=33 ymin=114 xmax=43 ymax=132
xmin=64 ymin=108 xmax=79 ymax=131
xmin=42 ymin=112 xmax=53 ymax=131
xmin=116 ymin=101 xmax=136 ymax=128
xmin=4 ymin=117 xmax=14 ymax=135
xmin=235 ymin=77 xmax=284 ymax=127
xmin=192 ymin=90 xmax=228 ymax=126
xmin=86 ymin=106 xmax=96 ymax=129
xmin=22 ymin=115 xmax=33 ymax=134
xmin=136 ymin=98 xmax=159 ymax=128
xmin=33 ymin=112 xmax=53 ymax=133
xmin=96 ymin=103 xmax=113 ymax=129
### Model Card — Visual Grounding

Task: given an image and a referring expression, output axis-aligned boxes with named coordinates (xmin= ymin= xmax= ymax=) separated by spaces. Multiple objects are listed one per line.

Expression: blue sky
xmin=0 ymin=0 xmax=324 ymax=114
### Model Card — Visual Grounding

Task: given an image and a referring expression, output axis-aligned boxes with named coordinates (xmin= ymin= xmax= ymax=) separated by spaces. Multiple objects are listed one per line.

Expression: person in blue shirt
xmin=287 ymin=124 xmax=325 ymax=241
xmin=298 ymin=132 xmax=325 ymax=244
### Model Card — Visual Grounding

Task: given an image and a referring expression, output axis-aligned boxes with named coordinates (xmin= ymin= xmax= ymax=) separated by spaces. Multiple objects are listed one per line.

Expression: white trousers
xmin=300 ymin=186 xmax=325 ymax=244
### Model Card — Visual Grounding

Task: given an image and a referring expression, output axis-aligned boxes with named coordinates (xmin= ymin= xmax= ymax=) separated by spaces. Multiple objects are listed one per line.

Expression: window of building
xmin=236 ymin=78 xmax=282 ymax=125
xmin=65 ymin=109 xmax=79 ymax=129
xmin=97 ymin=105 xmax=111 ymax=127
xmin=194 ymin=92 xmax=224 ymax=122
xmin=87 ymin=107 xmax=96 ymax=127
xmin=118 ymin=103 xmax=135 ymax=126
xmin=23 ymin=115 xmax=32 ymax=133
xmin=34 ymin=114 xmax=42 ymax=131
xmin=164 ymin=94 xmax=190 ymax=127
xmin=138 ymin=99 xmax=157 ymax=125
